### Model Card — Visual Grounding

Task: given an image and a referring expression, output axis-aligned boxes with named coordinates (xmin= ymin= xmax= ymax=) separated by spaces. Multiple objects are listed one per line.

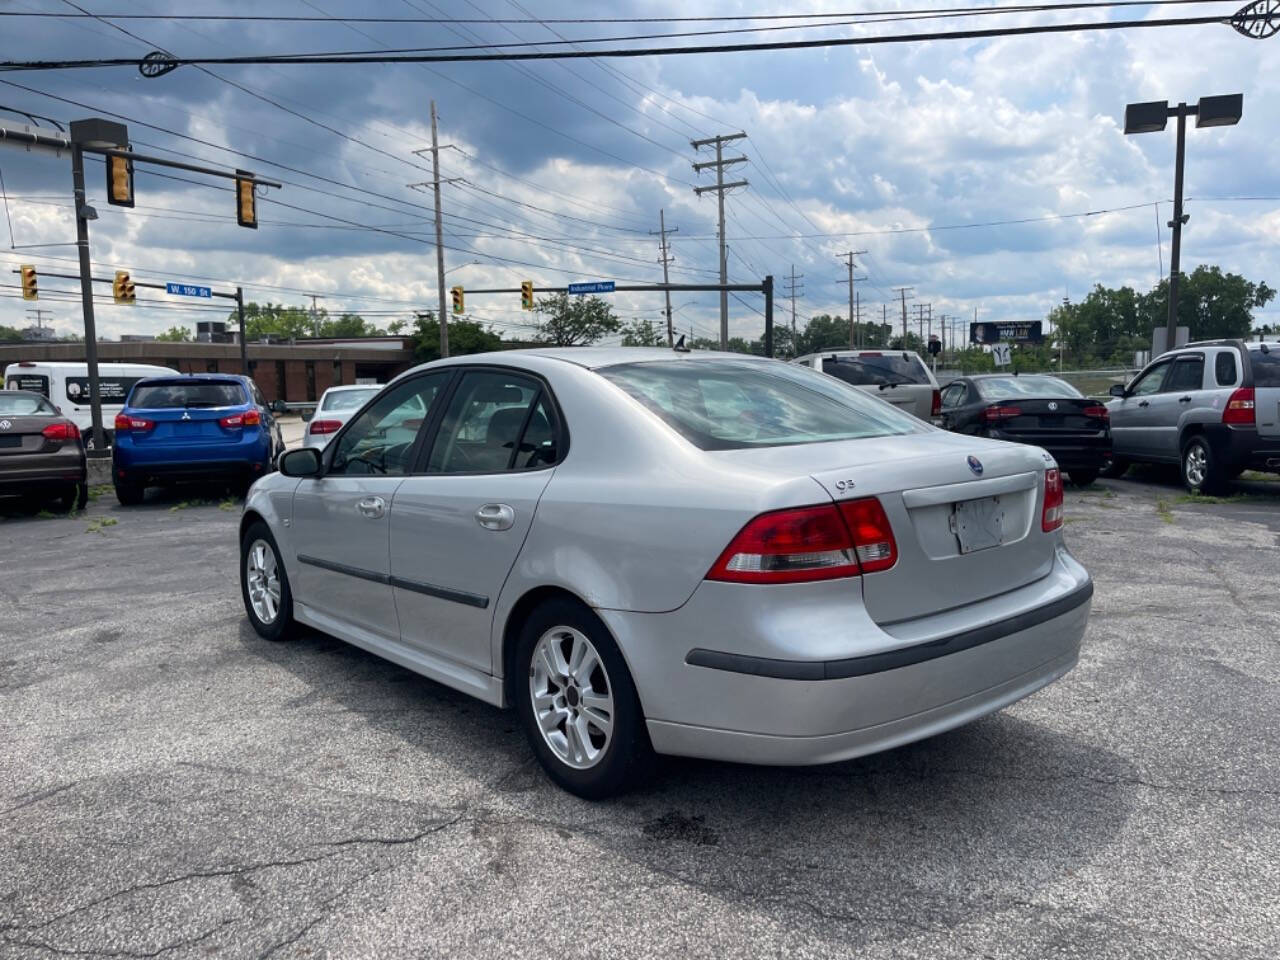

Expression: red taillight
xmin=1222 ymin=387 xmax=1255 ymax=425
xmin=931 ymin=389 xmax=941 ymax=417
xmin=113 ymin=413 xmax=154 ymax=432
xmin=309 ymin=419 xmax=342 ymax=435
xmin=1082 ymin=405 xmax=1109 ymax=421
xmin=41 ymin=420 xmax=80 ymax=442
xmin=220 ymin=409 xmax=261 ymax=429
xmin=982 ymin=405 xmax=1022 ymax=422
xmin=707 ymin=498 xmax=897 ymax=584
xmin=1042 ymin=468 xmax=1064 ymax=532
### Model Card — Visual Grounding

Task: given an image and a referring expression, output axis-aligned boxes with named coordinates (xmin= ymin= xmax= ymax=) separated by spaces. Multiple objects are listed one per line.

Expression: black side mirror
xmin=279 ymin=447 xmax=322 ymax=477
xmin=1108 ymin=384 xmax=1126 ymax=398
xmin=301 ymin=409 xmax=313 ymax=422
xmin=270 ymin=399 xmax=286 ymax=414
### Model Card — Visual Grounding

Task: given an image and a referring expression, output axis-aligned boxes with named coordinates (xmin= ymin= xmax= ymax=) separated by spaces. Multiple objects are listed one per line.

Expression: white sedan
xmin=240 ymin=348 xmax=1091 ymax=798
xmin=303 ymin=384 xmax=382 ymax=449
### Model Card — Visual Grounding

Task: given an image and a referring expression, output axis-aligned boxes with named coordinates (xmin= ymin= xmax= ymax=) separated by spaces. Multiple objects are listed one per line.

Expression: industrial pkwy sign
xmin=567 ymin=281 xmax=615 ymax=295
xmin=166 ymin=282 xmax=212 ymax=299
xmin=970 ymin=321 xmax=1043 ymax=344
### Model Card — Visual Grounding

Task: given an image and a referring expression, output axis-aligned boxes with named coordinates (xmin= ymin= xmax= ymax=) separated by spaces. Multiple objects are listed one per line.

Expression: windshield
xmin=1252 ymin=348 xmax=1280 ymax=387
xmin=821 ymin=353 xmax=930 ymax=386
xmin=0 ymin=392 xmax=57 ymax=415
xmin=129 ymin=380 xmax=246 ymax=409
xmin=975 ymin=376 xmax=1082 ymax=400
xmin=598 ymin=359 xmax=925 ymax=451
xmin=321 ymin=388 xmax=379 ymax=412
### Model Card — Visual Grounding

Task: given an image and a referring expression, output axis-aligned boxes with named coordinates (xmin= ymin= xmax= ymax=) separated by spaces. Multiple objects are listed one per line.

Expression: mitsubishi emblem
xmin=181 ymin=410 xmax=192 ymax=421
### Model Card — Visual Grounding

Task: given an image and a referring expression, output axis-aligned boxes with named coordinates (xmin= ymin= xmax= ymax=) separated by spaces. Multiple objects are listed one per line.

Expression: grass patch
xmin=1240 ymin=471 xmax=1280 ymax=484
xmin=169 ymin=498 xmax=214 ymax=512
xmin=1155 ymin=498 xmax=1175 ymax=524
xmin=85 ymin=515 xmax=118 ymax=535
xmin=1175 ymin=490 xmax=1280 ymax=506
xmin=219 ymin=497 xmax=239 ymax=512
xmin=87 ymin=484 xmax=112 ymax=502
xmin=35 ymin=509 xmax=57 ymax=519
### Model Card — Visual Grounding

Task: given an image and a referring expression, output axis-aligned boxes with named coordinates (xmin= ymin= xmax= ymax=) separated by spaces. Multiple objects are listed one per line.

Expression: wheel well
xmin=239 ymin=509 xmax=265 ymax=542
xmin=500 ymin=585 xmax=591 ymax=707
xmin=1179 ymin=423 xmax=1205 ymax=453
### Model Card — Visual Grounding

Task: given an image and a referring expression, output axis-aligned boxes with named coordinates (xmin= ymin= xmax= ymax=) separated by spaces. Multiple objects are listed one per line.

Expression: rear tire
xmin=51 ymin=483 xmax=87 ymax=512
xmin=114 ymin=478 xmax=145 ymax=506
xmin=1066 ymin=469 xmax=1099 ymax=487
xmin=515 ymin=598 xmax=652 ymax=800
xmin=1099 ymin=456 xmax=1130 ymax=479
xmin=240 ymin=521 xmax=297 ymax=642
xmin=1181 ymin=436 xmax=1227 ymax=496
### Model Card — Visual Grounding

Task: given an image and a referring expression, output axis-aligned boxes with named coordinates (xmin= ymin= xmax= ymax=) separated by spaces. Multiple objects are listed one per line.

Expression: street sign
xmin=992 ymin=343 xmax=1013 ymax=367
xmin=970 ymin=321 xmax=1042 ymax=344
xmin=567 ymin=281 xmax=615 ymax=295
xmin=166 ymin=282 xmax=212 ymax=299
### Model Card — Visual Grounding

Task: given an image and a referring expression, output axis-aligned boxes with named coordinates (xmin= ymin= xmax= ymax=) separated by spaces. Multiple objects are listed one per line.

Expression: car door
xmin=1149 ymin=353 xmax=1205 ymax=460
xmin=1110 ymin=359 xmax=1172 ymax=459
xmin=938 ymin=381 xmax=967 ymax=431
xmin=290 ymin=371 xmax=453 ymax=640
xmin=388 ymin=368 xmax=564 ymax=673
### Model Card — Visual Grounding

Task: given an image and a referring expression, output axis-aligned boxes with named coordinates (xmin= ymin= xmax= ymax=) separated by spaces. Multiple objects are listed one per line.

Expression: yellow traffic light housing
xmin=451 ymin=286 xmax=464 ymax=315
xmin=235 ymin=170 xmax=257 ymax=229
xmin=520 ymin=280 xmax=534 ymax=310
xmin=20 ymin=264 xmax=38 ymax=301
xmin=113 ymin=270 xmax=136 ymax=305
xmin=106 ymin=154 xmax=134 ymax=208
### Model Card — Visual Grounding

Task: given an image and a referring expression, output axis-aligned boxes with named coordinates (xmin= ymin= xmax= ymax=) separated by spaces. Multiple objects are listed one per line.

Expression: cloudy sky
xmin=1 ymin=0 xmax=1277 ymax=346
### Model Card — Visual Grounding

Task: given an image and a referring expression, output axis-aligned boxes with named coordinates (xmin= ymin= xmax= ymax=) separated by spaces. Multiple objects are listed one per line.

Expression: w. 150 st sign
xmin=970 ymin=321 xmax=1043 ymax=344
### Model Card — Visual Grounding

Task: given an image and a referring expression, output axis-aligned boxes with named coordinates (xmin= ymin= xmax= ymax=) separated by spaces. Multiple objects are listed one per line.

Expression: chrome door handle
xmin=475 ymin=503 xmax=515 ymax=531
xmin=356 ymin=496 xmax=385 ymax=519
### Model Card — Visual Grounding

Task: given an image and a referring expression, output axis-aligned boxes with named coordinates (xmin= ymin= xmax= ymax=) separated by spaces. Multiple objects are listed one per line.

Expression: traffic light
xmin=113 ymin=270 xmax=136 ymax=305
xmin=520 ymin=281 xmax=534 ymax=311
xmin=105 ymin=154 xmax=134 ymax=207
xmin=20 ymin=264 xmax=37 ymax=301
xmin=235 ymin=170 xmax=257 ymax=229
xmin=451 ymin=286 xmax=464 ymax=315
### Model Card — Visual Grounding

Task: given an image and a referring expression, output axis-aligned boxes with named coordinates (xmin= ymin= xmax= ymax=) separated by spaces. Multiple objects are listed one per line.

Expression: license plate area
xmin=0 ymin=435 xmax=21 ymax=449
xmin=950 ymin=495 xmax=1005 ymax=554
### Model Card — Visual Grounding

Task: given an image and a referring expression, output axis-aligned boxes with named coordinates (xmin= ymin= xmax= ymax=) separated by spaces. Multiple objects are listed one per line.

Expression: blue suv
xmin=113 ymin=374 xmax=283 ymax=505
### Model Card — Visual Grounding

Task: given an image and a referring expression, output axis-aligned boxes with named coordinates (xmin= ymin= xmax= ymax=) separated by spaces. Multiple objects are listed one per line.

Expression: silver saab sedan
xmin=240 ymin=348 xmax=1092 ymax=798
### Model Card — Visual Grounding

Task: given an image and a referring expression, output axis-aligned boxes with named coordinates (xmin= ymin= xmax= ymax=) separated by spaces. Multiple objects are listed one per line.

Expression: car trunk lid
xmin=1251 ymin=349 xmax=1280 ymax=439
xmin=985 ymin=397 xmax=1108 ymax=435
xmin=0 ymin=415 xmax=60 ymax=455
xmin=127 ymin=406 xmax=247 ymax=445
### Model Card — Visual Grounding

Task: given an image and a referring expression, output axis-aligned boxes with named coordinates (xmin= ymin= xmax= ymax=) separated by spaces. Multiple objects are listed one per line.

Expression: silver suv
xmin=1104 ymin=339 xmax=1280 ymax=494
xmin=792 ymin=349 xmax=941 ymax=421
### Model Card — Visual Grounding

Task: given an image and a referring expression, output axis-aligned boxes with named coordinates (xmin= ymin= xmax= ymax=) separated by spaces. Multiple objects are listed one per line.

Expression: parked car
xmin=238 ymin=348 xmax=1092 ymax=798
xmin=112 ymin=374 xmax=283 ymax=505
xmin=1104 ymin=339 xmax=1280 ymax=494
xmin=792 ymin=349 xmax=940 ymax=421
xmin=0 ymin=389 xmax=87 ymax=511
xmin=938 ymin=374 xmax=1111 ymax=486
xmin=303 ymin=384 xmax=382 ymax=450
xmin=3 ymin=360 xmax=175 ymax=449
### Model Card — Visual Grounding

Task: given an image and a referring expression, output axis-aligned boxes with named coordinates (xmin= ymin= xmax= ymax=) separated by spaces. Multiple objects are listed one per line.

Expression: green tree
xmin=621 ymin=318 xmax=664 ymax=346
xmin=1142 ymin=265 xmax=1275 ymax=342
xmin=154 ymin=325 xmax=192 ymax=342
xmin=0 ymin=325 xmax=24 ymax=343
xmin=795 ymin=314 xmax=850 ymax=355
xmin=410 ymin=311 xmax=504 ymax=363
xmin=229 ymin=302 xmax=315 ymax=341
xmin=318 ymin=313 xmax=385 ymax=338
xmin=533 ymin=293 xmax=620 ymax=346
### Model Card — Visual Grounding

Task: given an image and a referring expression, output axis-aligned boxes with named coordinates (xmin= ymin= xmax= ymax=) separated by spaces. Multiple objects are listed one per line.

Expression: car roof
xmin=3 ymin=361 xmax=173 ymax=371
xmin=427 ymin=346 xmax=776 ymax=371
xmin=131 ymin=373 xmax=247 ymax=386
xmin=323 ymin=383 xmax=381 ymax=392
xmin=968 ymin=372 xmax=1061 ymax=379
xmin=1 ymin=388 xmax=52 ymax=400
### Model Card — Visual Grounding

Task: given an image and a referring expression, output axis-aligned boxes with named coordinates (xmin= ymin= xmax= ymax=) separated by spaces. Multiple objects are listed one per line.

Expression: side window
xmin=250 ymin=381 xmax=267 ymax=408
xmin=427 ymin=371 xmax=553 ymax=474
xmin=1162 ymin=355 xmax=1205 ymax=393
xmin=1129 ymin=361 xmax=1171 ymax=397
xmin=328 ymin=373 xmax=449 ymax=477
xmin=940 ymin=384 xmax=964 ymax=409
xmin=1214 ymin=351 xmax=1239 ymax=387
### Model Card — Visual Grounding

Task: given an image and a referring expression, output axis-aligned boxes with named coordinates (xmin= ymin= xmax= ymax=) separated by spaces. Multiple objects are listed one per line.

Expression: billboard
xmin=969 ymin=321 xmax=1043 ymax=344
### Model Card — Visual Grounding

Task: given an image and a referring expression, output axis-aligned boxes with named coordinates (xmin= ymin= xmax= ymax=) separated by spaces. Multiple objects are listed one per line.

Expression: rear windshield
xmin=1251 ymin=348 xmax=1280 ymax=387
xmin=822 ymin=353 xmax=930 ymax=386
xmin=598 ymin=359 xmax=924 ymax=451
xmin=975 ymin=376 xmax=1083 ymax=400
xmin=321 ymin=388 xmax=379 ymax=411
xmin=129 ymin=380 xmax=245 ymax=408
xmin=6 ymin=374 xmax=49 ymax=395
xmin=0 ymin=392 xmax=57 ymax=415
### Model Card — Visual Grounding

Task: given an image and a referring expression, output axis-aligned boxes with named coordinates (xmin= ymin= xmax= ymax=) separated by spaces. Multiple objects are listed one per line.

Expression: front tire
xmin=515 ymin=598 xmax=652 ymax=799
xmin=1066 ymin=469 xmax=1099 ymax=487
xmin=114 ymin=478 xmax=145 ymax=506
xmin=240 ymin=521 xmax=297 ymax=642
xmin=1181 ymin=436 xmax=1227 ymax=496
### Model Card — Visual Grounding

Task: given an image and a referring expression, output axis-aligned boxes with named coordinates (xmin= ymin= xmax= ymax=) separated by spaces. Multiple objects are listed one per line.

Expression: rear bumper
xmin=113 ymin=458 xmax=267 ymax=484
xmin=114 ymin=433 xmax=271 ymax=482
xmin=0 ymin=454 xmax=86 ymax=490
xmin=599 ymin=546 xmax=1091 ymax=766
xmin=985 ymin=431 xmax=1110 ymax=470
xmin=1202 ymin=423 xmax=1280 ymax=472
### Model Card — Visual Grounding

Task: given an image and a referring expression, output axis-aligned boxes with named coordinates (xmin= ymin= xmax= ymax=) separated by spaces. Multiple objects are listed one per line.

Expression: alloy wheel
xmin=1185 ymin=443 xmax=1207 ymax=488
xmin=529 ymin=626 xmax=615 ymax=770
xmin=245 ymin=539 xmax=281 ymax=624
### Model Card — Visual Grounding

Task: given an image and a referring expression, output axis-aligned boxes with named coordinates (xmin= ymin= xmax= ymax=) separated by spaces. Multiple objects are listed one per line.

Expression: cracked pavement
xmin=1 ymin=472 xmax=1278 ymax=959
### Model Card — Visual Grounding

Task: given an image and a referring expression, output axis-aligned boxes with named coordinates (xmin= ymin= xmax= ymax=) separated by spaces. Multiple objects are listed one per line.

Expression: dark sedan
xmin=0 ymin=389 xmax=88 ymax=510
xmin=938 ymin=374 xmax=1111 ymax=486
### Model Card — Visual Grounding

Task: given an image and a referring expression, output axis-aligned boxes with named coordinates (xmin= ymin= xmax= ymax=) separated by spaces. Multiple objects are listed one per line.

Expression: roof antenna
xmin=673 ymin=333 xmax=689 ymax=353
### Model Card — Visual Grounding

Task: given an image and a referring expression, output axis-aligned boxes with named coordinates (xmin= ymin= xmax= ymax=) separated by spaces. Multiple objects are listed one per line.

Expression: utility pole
xmin=236 ymin=286 xmax=248 ymax=376
xmin=784 ymin=265 xmax=804 ymax=353
xmin=854 ymin=291 xmax=863 ymax=347
xmin=429 ymin=101 xmax=449 ymax=358
xmin=837 ymin=251 xmax=867 ymax=349
xmin=308 ymin=294 xmax=324 ymax=337
xmin=894 ymin=287 xmax=914 ymax=348
xmin=691 ymin=131 xmax=747 ymax=349
xmin=651 ymin=209 xmax=678 ymax=346
xmin=25 ymin=307 xmax=53 ymax=332
xmin=882 ymin=303 xmax=887 ymax=347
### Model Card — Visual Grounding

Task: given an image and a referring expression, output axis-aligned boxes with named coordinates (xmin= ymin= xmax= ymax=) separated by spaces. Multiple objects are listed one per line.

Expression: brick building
xmin=0 ymin=337 xmax=416 ymax=404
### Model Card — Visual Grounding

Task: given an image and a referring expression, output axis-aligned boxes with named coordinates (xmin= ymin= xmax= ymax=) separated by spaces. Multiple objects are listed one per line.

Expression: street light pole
xmin=1166 ymin=105 xmax=1188 ymax=356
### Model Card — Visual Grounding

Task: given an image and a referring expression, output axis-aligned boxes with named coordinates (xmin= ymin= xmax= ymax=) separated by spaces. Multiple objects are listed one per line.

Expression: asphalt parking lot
xmin=1 ymin=473 xmax=1278 ymax=959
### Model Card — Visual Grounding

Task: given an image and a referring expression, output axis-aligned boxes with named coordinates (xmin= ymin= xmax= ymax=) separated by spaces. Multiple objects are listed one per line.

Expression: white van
xmin=3 ymin=361 xmax=175 ymax=448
